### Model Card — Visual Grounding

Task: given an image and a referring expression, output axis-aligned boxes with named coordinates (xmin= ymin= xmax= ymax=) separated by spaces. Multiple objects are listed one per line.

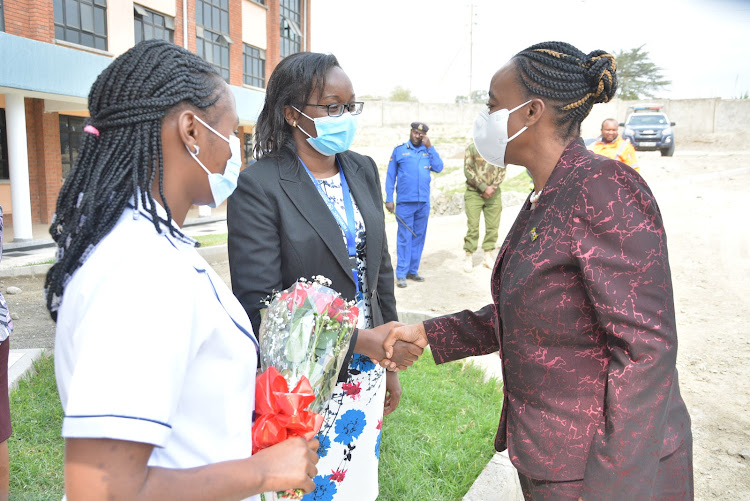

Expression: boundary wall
xmin=358 ymin=98 xmax=750 ymax=138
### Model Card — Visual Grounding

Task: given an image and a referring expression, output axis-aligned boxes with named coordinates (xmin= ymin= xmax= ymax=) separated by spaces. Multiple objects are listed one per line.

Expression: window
xmin=0 ymin=0 xmax=5 ymax=32
xmin=59 ymin=116 xmax=85 ymax=179
xmin=280 ymin=0 xmax=302 ymax=58
xmin=53 ymin=0 xmax=107 ymax=51
xmin=134 ymin=5 xmax=174 ymax=44
xmin=243 ymin=44 xmax=265 ymax=88
xmin=196 ymin=0 xmax=231 ymax=81
xmin=0 ymin=109 xmax=9 ymax=180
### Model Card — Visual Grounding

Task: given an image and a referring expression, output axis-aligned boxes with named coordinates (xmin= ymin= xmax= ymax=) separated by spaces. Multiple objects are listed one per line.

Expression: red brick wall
xmin=263 ymin=0 xmax=310 ymax=78
xmin=28 ymin=0 xmax=54 ymax=42
xmin=186 ymin=0 xmax=196 ymax=51
xmin=24 ymin=99 xmax=44 ymax=223
xmin=266 ymin=0 xmax=280 ymax=76
xmin=4 ymin=0 xmax=54 ymax=41
xmin=229 ymin=0 xmax=242 ymax=86
xmin=23 ymin=99 xmax=61 ymax=224
xmin=174 ymin=0 xmax=185 ymax=48
xmin=39 ymin=111 xmax=62 ymax=223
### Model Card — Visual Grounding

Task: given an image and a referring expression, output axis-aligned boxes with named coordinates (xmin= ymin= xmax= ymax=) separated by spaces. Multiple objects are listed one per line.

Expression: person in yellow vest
xmin=590 ymin=118 xmax=640 ymax=172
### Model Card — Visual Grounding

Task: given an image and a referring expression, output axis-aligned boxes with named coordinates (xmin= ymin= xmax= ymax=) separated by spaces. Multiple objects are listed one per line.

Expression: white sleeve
xmin=60 ymin=257 xmax=200 ymax=448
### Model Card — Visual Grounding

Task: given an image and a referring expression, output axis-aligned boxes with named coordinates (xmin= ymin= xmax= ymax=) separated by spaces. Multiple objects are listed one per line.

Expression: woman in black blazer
xmin=227 ymin=53 xmax=408 ymax=501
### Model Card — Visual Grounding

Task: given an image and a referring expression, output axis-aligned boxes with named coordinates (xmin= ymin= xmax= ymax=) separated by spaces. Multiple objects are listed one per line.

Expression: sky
xmin=310 ymin=0 xmax=750 ymax=103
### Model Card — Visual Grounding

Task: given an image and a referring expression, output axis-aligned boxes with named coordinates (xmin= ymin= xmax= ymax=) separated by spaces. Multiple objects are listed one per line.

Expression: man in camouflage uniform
xmin=463 ymin=141 xmax=506 ymax=272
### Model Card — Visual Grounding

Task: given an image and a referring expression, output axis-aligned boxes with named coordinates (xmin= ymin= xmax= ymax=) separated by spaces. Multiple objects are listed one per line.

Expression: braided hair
xmin=513 ymin=41 xmax=617 ymax=139
xmin=45 ymin=40 xmax=224 ymax=319
xmin=253 ymin=52 xmax=340 ymax=158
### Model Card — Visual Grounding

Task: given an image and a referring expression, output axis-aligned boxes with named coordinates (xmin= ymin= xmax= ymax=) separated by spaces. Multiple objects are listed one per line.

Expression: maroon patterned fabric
xmin=424 ymin=139 xmax=692 ymax=499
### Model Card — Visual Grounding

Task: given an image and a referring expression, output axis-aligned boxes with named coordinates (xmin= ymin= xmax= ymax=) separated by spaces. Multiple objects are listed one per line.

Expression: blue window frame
xmin=134 ymin=5 xmax=174 ymax=44
xmin=53 ymin=0 xmax=108 ymax=51
xmin=59 ymin=115 xmax=85 ymax=179
xmin=196 ymin=0 xmax=231 ymax=81
xmin=243 ymin=44 xmax=265 ymax=88
xmin=280 ymin=0 xmax=302 ymax=58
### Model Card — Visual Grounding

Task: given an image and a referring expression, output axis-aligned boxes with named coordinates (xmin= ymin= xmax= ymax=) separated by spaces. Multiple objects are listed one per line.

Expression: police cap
xmin=410 ymin=122 xmax=429 ymax=133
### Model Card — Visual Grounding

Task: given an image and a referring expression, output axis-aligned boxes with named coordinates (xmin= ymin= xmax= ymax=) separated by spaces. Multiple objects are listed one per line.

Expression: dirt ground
xmin=3 ymin=130 xmax=749 ymax=500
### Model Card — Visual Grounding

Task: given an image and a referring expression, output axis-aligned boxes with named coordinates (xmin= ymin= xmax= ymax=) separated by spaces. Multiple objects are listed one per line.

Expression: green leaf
xmin=285 ymin=314 xmax=314 ymax=364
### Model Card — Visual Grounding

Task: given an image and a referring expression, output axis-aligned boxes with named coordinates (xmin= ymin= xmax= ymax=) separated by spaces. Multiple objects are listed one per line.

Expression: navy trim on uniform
xmin=65 ymin=414 xmax=172 ymax=428
xmin=127 ymin=202 xmax=259 ymax=358
xmin=195 ymin=267 xmax=261 ymax=357
xmin=126 ymin=203 xmax=197 ymax=247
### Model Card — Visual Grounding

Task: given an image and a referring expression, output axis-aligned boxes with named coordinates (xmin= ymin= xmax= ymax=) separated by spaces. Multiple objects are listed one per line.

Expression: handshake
xmin=362 ymin=321 xmax=430 ymax=372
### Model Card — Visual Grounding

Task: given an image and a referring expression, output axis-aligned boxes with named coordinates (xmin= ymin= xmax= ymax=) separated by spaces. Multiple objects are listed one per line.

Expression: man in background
xmin=590 ymin=118 xmax=640 ymax=172
xmin=385 ymin=122 xmax=444 ymax=288
xmin=463 ymin=141 xmax=506 ymax=273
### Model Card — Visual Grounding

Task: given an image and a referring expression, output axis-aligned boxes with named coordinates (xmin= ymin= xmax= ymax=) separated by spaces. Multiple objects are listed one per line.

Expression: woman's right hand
xmin=255 ymin=437 xmax=319 ymax=494
xmin=365 ymin=321 xmax=423 ymax=371
xmin=378 ymin=322 xmax=430 ymax=371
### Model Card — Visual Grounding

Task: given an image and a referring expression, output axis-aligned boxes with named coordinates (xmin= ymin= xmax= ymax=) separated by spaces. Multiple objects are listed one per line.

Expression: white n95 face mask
xmin=472 ymin=100 xmax=531 ymax=167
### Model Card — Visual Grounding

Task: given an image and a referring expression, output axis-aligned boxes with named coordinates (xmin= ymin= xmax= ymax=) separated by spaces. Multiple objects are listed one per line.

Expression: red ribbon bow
xmin=252 ymin=366 xmax=323 ymax=455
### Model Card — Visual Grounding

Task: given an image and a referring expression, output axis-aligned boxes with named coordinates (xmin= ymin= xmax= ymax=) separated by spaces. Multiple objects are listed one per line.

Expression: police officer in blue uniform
xmin=385 ymin=122 xmax=444 ymax=288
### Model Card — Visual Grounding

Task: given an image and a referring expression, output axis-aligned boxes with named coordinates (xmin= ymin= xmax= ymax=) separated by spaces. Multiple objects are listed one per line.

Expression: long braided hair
xmin=513 ymin=41 xmax=617 ymax=139
xmin=253 ymin=52 xmax=340 ymax=159
xmin=45 ymin=40 xmax=224 ymax=319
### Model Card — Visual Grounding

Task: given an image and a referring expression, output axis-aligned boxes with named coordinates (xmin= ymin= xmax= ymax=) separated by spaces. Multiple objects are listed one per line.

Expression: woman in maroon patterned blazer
xmin=378 ymin=42 xmax=693 ymax=500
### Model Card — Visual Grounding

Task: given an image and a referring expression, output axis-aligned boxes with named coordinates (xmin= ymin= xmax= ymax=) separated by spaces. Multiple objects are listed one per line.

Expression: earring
xmin=192 ymin=145 xmax=200 ymax=155
xmin=292 ymin=120 xmax=297 ymax=127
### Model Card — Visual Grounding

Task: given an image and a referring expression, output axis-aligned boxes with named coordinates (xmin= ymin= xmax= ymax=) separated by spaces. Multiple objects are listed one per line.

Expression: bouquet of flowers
xmin=252 ymin=276 xmax=360 ymax=500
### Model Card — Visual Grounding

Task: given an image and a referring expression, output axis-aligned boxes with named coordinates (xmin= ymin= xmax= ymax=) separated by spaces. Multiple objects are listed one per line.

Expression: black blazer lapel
xmin=278 ymin=155 xmax=357 ymax=287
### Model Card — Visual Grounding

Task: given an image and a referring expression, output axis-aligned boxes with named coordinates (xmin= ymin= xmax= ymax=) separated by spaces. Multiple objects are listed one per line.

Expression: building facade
xmin=0 ymin=0 xmax=311 ymax=240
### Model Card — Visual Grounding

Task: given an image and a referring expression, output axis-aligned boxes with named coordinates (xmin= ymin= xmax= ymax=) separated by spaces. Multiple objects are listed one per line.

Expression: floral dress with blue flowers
xmin=303 ymin=172 xmax=386 ymax=501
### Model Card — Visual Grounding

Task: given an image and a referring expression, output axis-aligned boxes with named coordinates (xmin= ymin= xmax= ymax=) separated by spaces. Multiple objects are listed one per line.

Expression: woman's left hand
xmin=383 ymin=371 xmax=402 ymax=416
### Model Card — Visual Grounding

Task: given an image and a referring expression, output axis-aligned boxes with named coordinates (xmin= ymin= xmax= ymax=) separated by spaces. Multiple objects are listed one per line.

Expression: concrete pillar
xmin=5 ymin=94 xmax=33 ymax=241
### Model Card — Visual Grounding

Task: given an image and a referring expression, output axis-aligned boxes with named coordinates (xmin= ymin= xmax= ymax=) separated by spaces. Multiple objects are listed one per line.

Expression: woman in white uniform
xmin=45 ymin=40 xmax=318 ymax=500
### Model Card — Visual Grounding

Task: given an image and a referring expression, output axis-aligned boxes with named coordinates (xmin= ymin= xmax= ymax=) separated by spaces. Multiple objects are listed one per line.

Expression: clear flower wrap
xmin=253 ymin=277 xmax=360 ymax=500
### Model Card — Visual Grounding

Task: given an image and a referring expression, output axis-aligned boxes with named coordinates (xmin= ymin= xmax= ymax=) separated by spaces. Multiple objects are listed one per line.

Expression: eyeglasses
xmin=305 ymin=102 xmax=364 ymax=117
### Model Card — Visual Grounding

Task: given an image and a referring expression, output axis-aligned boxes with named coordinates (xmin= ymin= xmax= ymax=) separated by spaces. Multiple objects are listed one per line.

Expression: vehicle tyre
xmin=661 ymin=143 xmax=675 ymax=157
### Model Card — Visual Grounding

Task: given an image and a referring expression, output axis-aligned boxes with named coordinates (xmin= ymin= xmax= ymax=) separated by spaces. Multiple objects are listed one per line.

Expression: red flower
xmin=346 ymin=305 xmax=359 ymax=325
xmin=342 ymin=381 xmax=361 ymax=399
xmin=376 ymin=418 xmax=383 ymax=430
xmin=330 ymin=469 xmax=347 ymax=482
xmin=328 ymin=296 xmax=347 ymax=322
xmin=290 ymin=285 xmax=309 ymax=309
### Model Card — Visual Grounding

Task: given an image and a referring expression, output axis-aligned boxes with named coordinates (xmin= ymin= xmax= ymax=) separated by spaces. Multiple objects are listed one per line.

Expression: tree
xmin=389 ymin=86 xmax=418 ymax=102
xmin=455 ymin=90 xmax=487 ymax=104
xmin=614 ymin=45 xmax=671 ymax=100
xmin=470 ymin=89 xmax=488 ymax=104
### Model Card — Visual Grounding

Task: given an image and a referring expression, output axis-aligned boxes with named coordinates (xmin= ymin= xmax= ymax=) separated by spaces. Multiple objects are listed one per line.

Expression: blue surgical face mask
xmin=186 ymin=115 xmax=241 ymax=208
xmin=292 ymin=106 xmax=358 ymax=156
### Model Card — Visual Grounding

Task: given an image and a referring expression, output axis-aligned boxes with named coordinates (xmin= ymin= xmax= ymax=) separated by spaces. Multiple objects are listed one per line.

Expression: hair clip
xmin=83 ymin=125 xmax=100 ymax=137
